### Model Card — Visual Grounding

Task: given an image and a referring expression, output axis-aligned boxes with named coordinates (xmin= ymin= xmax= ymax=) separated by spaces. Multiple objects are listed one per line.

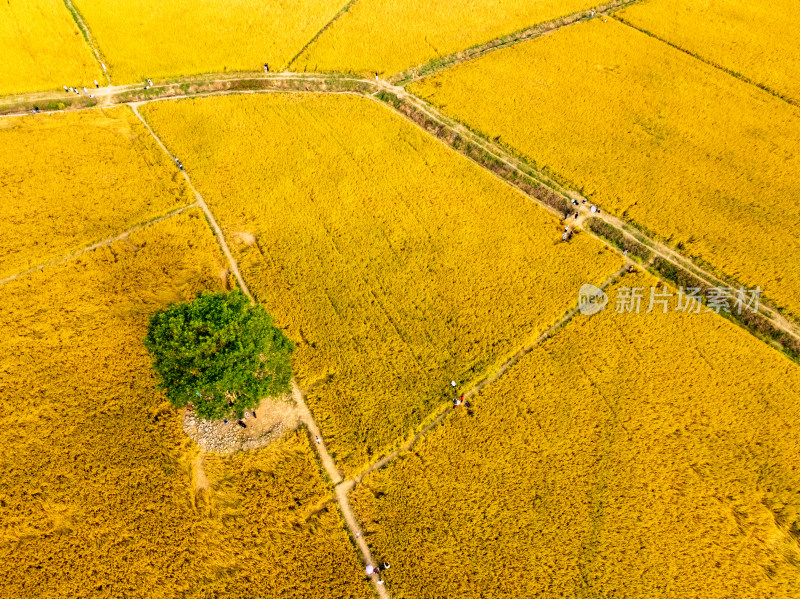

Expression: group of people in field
xmin=63 ymin=79 xmax=99 ymax=98
xmin=364 ymin=561 xmax=391 ymax=585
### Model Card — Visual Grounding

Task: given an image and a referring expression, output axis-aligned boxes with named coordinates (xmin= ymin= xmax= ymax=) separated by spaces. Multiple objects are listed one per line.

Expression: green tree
xmin=144 ymin=290 xmax=294 ymax=420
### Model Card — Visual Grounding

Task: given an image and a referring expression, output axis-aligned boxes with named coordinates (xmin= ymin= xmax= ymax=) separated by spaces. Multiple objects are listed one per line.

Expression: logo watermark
xmin=578 ymin=284 xmax=608 ymax=315
xmin=578 ymin=285 xmax=761 ymax=316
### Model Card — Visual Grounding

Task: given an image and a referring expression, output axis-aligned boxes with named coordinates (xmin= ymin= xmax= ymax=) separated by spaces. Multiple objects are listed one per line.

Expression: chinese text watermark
xmin=579 ymin=285 xmax=761 ymax=316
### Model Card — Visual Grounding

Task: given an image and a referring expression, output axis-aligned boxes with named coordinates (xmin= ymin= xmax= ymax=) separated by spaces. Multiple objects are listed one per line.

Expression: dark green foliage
xmin=144 ymin=290 xmax=294 ymax=419
xmin=586 ymin=218 xmax=653 ymax=262
xmin=650 ymin=256 xmax=704 ymax=290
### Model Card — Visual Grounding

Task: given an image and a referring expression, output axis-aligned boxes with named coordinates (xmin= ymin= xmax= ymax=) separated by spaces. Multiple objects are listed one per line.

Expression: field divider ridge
xmin=365 ymin=83 xmax=800 ymax=358
xmin=340 ymin=262 xmax=633 ymax=489
xmin=612 ymin=14 xmax=797 ymax=107
xmin=3 ymin=72 xmax=796 ymax=357
xmin=0 ymin=202 xmax=197 ymax=287
xmin=285 ymin=0 xmax=360 ymax=72
xmin=61 ymin=0 xmax=111 ymax=85
xmin=131 ymin=102 xmax=390 ymax=599
xmin=389 ymin=0 xmax=645 ymax=86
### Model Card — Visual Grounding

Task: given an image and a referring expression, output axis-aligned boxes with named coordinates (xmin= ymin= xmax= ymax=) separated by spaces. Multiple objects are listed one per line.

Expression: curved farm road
xmin=6 ymin=73 xmax=796 ymax=347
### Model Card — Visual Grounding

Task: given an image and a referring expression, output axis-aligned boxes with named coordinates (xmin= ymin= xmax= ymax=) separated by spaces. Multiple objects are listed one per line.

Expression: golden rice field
xmin=71 ymin=0 xmax=345 ymax=84
xmin=410 ymin=18 xmax=800 ymax=320
xmin=616 ymin=0 xmax=800 ymax=104
xmin=353 ymin=271 xmax=800 ymax=598
xmin=0 ymin=210 xmax=371 ymax=598
xmin=295 ymin=0 xmax=601 ymax=76
xmin=0 ymin=0 xmax=101 ymax=96
xmin=0 ymin=106 xmax=193 ymax=280
xmin=139 ymin=93 xmax=623 ymax=475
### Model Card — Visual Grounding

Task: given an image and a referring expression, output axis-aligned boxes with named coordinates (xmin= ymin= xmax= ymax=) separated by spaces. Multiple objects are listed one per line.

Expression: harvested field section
xmin=410 ymin=19 xmax=800 ymax=319
xmin=140 ymin=93 xmax=622 ymax=475
xmin=0 ymin=106 xmax=193 ymax=279
xmin=353 ymin=272 xmax=800 ymax=598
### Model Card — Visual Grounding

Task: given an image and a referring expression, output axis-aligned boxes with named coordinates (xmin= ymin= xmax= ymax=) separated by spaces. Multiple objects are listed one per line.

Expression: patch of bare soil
xmin=193 ymin=454 xmax=209 ymax=492
xmin=233 ymin=231 xmax=257 ymax=246
xmin=182 ymin=394 xmax=301 ymax=454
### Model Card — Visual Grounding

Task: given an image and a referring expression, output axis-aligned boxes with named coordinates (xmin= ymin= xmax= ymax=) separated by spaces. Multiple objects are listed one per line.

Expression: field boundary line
xmin=131 ymin=103 xmax=252 ymax=298
xmin=61 ymin=0 xmax=111 ymax=85
xmin=0 ymin=73 xmax=371 ymax=117
xmin=132 ymin=103 xmax=389 ymax=599
xmin=330 ymin=263 xmax=631 ymax=595
xmin=342 ymin=262 xmax=631 ymax=486
xmin=285 ymin=0 xmax=359 ymax=72
xmin=390 ymin=0 xmax=644 ymax=86
xmin=2 ymin=72 xmax=797 ymax=352
xmin=367 ymin=83 xmax=572 ymax=217
xmin=613 ymin=15 xmax=797 ymax=107
xmin=0 ymin=203 xmax=196 ymax=287
xmin=365 ymin=84 xmax=800 ymax=351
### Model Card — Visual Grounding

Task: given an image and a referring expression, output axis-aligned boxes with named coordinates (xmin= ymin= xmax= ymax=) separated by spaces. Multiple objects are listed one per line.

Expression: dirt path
xmin=368 ymin=80 xmax=800 ymax=344
xmin=292 ymin=383 xmax=344 ymax=484
xmin=130 ymin=103 xmax=252 ymax=298
xmin=390 ymin=0 xmax=644 ymax=85
xmin=327 ymin=265 xmax=632 ymax=594
xmin=285 ymin=0 xmax=359 ymax=71
xmin=347 ymin=262 xmax=631 ymax=486
xmin=4 ymin=72 xmax=796 ymax=348
xmin=336 ymin=480 xmax=391 ymax=598
xmin=4 ymin=64 xmax=797 ymax=599
xmin=2 ymin=5 xmax=793 ymax=595
xmin=62 ymin=0 xmax=110 ymax=84
xmin=0 ymin=202 xmax=197 ymax=287
xmin=131 ymin=105 xmax=387 ymax=595
xmin=193 ymin=453 xmax=209 ymax=492
xmin=5 ymin=73 xmax=797 ymax=347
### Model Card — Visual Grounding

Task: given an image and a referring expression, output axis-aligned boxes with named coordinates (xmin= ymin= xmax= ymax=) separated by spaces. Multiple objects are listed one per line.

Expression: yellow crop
xmin=353 ymin=271 xmax=800 ymax=598
xmin=200 ymin=432 xmax=372 ymax=598
xmin=0 ymin=106 xmax=193 ymax=280
xmin=71 ymin=0 xmax=345 ymax=84
xmin=0 ymin=0 xmax=101 ymax=95
xmin=139 ymin=93 xmax=622 ymax=475
xmin=410 ymin=18 xmax=800 ymax=320
xmin=0 ymin=211 xmax=371 ymax=598
xmin=617 ymin=0 xmax=800 ymax=103
xmin=295 ymin=0 xmax=601 ymax=76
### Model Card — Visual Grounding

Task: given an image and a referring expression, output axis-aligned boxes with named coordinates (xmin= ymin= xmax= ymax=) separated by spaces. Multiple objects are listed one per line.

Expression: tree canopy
xmin=143 ymin=290 xmax=294 ymax=420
